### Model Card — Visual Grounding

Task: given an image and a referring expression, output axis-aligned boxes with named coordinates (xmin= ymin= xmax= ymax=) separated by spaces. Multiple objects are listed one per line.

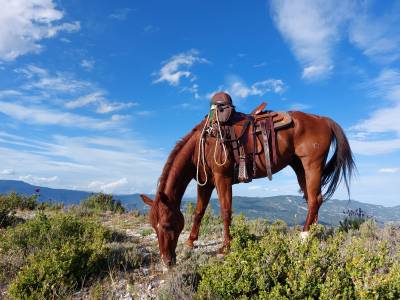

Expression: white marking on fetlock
xmin=300 ymin=231 xmax=309 ymax=241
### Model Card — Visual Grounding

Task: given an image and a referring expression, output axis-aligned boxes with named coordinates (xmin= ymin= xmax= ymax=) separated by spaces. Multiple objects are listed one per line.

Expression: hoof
xmin=217 ymin=244 xmax=230 ymax=255
xmin=300 ymin=231 xmax=309 ymax=241
xmin=185 ymin=240 xmax=194 ymax=248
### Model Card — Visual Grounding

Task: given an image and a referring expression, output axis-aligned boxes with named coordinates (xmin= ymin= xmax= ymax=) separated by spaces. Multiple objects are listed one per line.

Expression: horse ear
xmin=140 ymin=194 xmax=154 ymax=206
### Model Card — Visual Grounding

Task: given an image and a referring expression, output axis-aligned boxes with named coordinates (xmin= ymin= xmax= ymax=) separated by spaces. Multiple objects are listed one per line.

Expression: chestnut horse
xmin=140 ymin=111 xmax=355 ymax=266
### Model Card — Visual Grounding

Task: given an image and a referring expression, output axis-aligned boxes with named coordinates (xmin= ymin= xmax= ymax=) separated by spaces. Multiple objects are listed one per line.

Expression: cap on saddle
xmin=210 ymin=92 xmax=234 ymax=123
xmin=211 ymin=92 xmax=233 ymax=106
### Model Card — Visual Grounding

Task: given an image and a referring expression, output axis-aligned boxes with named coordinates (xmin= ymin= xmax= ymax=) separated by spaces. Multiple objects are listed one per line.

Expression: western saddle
xmin=199 ymin=92 xmax=292 ymax=184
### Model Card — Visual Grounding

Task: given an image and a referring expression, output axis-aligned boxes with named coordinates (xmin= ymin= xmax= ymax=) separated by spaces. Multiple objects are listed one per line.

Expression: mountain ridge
xmin=1 ymin=180 xmax=399 ymax=225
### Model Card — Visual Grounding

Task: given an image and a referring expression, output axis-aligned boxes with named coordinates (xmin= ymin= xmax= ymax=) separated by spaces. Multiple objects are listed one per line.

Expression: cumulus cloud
xmin=270 ymin=0 xmax=351 ymax=80
xmin=109 ymin=8 xmax=133 ymax=21
xmin=270 ymin=1 xmax=400 ymax=80
xmin=19 ymin=174 xmax=58 ymax=185
xmin=0 ymin=169 xmax=14 ymax=175
xmin=0 ymin=0 xmax=79 ymax=61
xmin=65 ymin=92 xmax=137 ymax=114
xmin=227 ymin=77 xmax=286 ymax=99
xmin=80 ymin=59 xmax=95 ymax=71
xmin=0 ymin=101 xmax=123 ymax=130
xmin=350 ymin=69 xmax=400 ymax=146
xmin=88 ymin=177 xmax=129 ymax=193
xmin=154 ymin=49 xmax=208 ymax=86
xmin=348 ymin=4 xmax=400 ymax=63
xmin=0 ymin=132 xmax=164 ymax=194
xmin=16 ymin=65 xmax=91 ymax=93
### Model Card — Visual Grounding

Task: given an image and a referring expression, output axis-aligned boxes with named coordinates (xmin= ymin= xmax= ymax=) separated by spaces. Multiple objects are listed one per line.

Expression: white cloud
xmin=349 ymin=68 xmax=400 ymax=155
xmin=81 ymin=59 xmax=95 ymax=71
xmin=19 ymin=174 xmax=58 ymax=185
xmin=0 ymin=101 xmax=123 ymax=130
xmin=288 ymin=103 xmax=311 ymax=111
xmin=88 ymin=177 xmax=129 ymax=193
xmin=348 ymin=5 xmax=400 ymax=63
xmin=109 ymin=8 xmax=133 ymax=21
xmin=16 ymin=65 xmax=92 ymax=94
xmin=379 ymin=168 xmax=400 ymax=174
xmin=0 ymin=0 xmax=79 ymax=61
xmin=228 ymin=77 xmax=286 ymax=99
xmin=65 ymin=92 xmax=137 ymax=114
xmin=270 ymin=0 xmax=351 ymax=80
xmin=154 ymin=49 xmax=208 ymax=86
xmin=1 ymin=169 xmax=14 ymax=175
xmin=349 ymin=139 xmax=400 ymax=155
xmin=351 ymin=103 xmax=400 ymax=135
xmin=270 ymin=1 xmax=400 ymax=80
xmin=0 ymin=132 xmax=164 ymax=194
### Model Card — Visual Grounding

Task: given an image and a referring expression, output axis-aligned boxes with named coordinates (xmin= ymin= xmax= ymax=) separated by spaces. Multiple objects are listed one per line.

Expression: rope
xmin=196 ymin=115 xmax=209 ymax=186
xmin=213 ymin=109 xmax=227 ymax=166
xmin=196 ymin=107 xmax=228 ymax=186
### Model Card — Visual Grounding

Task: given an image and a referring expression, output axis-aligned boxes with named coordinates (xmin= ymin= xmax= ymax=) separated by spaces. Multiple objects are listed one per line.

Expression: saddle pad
xmin=255 ymin=111 xmax=292 ymax=130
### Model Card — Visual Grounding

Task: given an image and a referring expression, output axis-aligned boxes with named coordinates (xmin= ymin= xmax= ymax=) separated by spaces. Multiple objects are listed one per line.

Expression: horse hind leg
xmin=290 ymin=156 xmax=307 ymax=201
xmin=300 ymin=157 xmax=324 ymax=232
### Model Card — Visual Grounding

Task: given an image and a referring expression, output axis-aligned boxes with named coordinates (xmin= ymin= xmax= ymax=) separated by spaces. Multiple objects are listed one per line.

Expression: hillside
xmin=1 ymin=195 xmax=399 ymax=299
xmin=1 ymin=180 xmax=399 ymax=225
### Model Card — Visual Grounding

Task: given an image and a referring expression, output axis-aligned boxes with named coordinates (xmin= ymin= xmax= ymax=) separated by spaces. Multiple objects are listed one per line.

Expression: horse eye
xmin=162 ymin=223 xmax=173 ymax=231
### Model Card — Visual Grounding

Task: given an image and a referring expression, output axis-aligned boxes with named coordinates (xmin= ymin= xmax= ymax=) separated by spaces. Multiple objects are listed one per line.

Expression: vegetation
xmin=339 ymin=207 xmax=372 ymax=232
xmin=1 ymin=193 xmax=399 ymax=299
xmin=80 ymin=192 xmax=126 ymax=213
xmin=0 ymin=212 xmax=112 ymax=298
xmin=193 ymin=219 xmax=400 ymax=299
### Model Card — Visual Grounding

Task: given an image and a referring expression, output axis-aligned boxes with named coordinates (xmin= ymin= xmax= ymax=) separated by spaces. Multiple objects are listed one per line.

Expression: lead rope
xmin=196 ymin=115 xmax=210 ymax=186
xmin=213 ymin=108 xmax=228 ymax=166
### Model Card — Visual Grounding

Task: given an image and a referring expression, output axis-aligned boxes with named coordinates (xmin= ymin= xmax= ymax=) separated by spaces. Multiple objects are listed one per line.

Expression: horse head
xmin=140 ymin=192 xmax=184 ymax=267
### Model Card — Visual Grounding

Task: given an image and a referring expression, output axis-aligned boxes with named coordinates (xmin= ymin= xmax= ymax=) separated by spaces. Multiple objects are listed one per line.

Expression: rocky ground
xmin=75 ymin=211 xmax=223 ymax=300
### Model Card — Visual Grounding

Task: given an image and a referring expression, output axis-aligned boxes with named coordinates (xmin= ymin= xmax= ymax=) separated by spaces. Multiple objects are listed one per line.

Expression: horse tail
xmin=322 ymin=119 xmax=356 ymax=200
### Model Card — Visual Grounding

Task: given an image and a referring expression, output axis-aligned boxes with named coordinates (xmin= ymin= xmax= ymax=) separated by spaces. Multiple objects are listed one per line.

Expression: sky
xmin=0 ymin=0 xmax=399 ymax=206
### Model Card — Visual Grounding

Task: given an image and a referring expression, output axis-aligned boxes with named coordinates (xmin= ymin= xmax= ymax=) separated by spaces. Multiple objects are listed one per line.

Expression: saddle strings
xmin=196 ymin=108 xmax=229 ymax=186
xmin=196 ymin=114 xmax=209 ymax=186
xmin=213 ymin=108 xmax=228 ymax=166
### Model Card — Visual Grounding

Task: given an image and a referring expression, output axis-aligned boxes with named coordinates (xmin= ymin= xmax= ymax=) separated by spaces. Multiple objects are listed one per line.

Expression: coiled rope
xmin=196 ymin=107 xmax=228 ymax=186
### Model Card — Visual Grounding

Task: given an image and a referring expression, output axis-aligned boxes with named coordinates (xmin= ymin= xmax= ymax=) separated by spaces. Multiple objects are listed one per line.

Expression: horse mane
xmin=157 ymin=121 xmax=203 ymax=194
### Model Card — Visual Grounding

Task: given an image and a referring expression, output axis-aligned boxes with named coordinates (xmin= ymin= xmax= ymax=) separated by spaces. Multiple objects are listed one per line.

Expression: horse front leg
xmin=186 ymin=184 xmax=214 ymax=248
xmin=214 ymin=173 xmax=233 ymax=254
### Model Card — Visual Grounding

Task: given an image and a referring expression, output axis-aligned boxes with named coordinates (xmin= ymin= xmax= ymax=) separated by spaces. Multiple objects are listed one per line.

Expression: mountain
xmin=0 ymin=180 xmax=148 ymax=211
xmin=1 ymin=180 xmax=399 ymax=226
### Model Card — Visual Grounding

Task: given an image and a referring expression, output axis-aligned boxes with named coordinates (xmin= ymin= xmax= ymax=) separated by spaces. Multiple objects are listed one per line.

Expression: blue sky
xmin=0 ymin=0 xmax=399 ymax=206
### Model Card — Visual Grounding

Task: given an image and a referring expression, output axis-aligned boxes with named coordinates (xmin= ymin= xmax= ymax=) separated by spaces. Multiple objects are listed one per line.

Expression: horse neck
xmin=160 ymin=136 xmax=197 ymax=207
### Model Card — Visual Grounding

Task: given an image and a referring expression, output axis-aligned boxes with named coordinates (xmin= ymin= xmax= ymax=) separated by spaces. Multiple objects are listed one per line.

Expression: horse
xmin=140 ymin=108 xmax=355 ymax=267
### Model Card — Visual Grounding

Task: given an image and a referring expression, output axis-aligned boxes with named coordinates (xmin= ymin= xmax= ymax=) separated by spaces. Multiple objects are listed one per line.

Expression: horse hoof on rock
xmin=185 ymin=240 xmax=194 ymax=248
xmin=300 ymin=231 xmax=309 ymax=241
xmin=217 ymin=244 xmax=230 ymax=255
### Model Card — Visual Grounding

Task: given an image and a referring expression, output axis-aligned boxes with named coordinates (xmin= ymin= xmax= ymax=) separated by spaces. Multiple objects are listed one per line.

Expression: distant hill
xmin=1 ymin=180 xmax=399 ymax=226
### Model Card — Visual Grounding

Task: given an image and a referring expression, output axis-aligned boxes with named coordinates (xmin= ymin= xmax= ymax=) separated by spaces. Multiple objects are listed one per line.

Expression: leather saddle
xmin=207 ymin=101 xmax=292 ymax=183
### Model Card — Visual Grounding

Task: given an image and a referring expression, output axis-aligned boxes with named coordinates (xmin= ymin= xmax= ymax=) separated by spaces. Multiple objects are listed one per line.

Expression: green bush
xmin=339 ymin=208 xmax=371 ymax=232
xmin=0 ymin=213 xmax=111 ymax=299
xmin=0 ymin=196 xmax=16 ymax=228
xmin=197 ymin=220 xmax=400 ymax=299
xmin=81 ymin=193 xmax=125 ymax=213
xmin=4 ymin=192 xmax=39 ymax=210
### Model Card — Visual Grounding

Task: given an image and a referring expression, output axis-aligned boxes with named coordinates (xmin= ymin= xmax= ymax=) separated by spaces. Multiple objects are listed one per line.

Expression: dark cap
xmin=211 ymin=92 xmax=233 ymax=106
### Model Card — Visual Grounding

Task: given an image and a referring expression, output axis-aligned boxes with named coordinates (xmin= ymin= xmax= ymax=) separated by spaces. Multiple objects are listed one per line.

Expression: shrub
xmin=0 ymin=213 xmax=112 ymax=298
xmin=0 ymin=196 xmax=16 ymax=228
xmin=197 ymin=221 xmax=400 ymax=299
xmin=339 ymin=208 xmax=372 ymax=232
xmin=81 ymin=193 xmax=125 ymax=213
xmin=4 ymin=192 xmax=38 ymax=210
